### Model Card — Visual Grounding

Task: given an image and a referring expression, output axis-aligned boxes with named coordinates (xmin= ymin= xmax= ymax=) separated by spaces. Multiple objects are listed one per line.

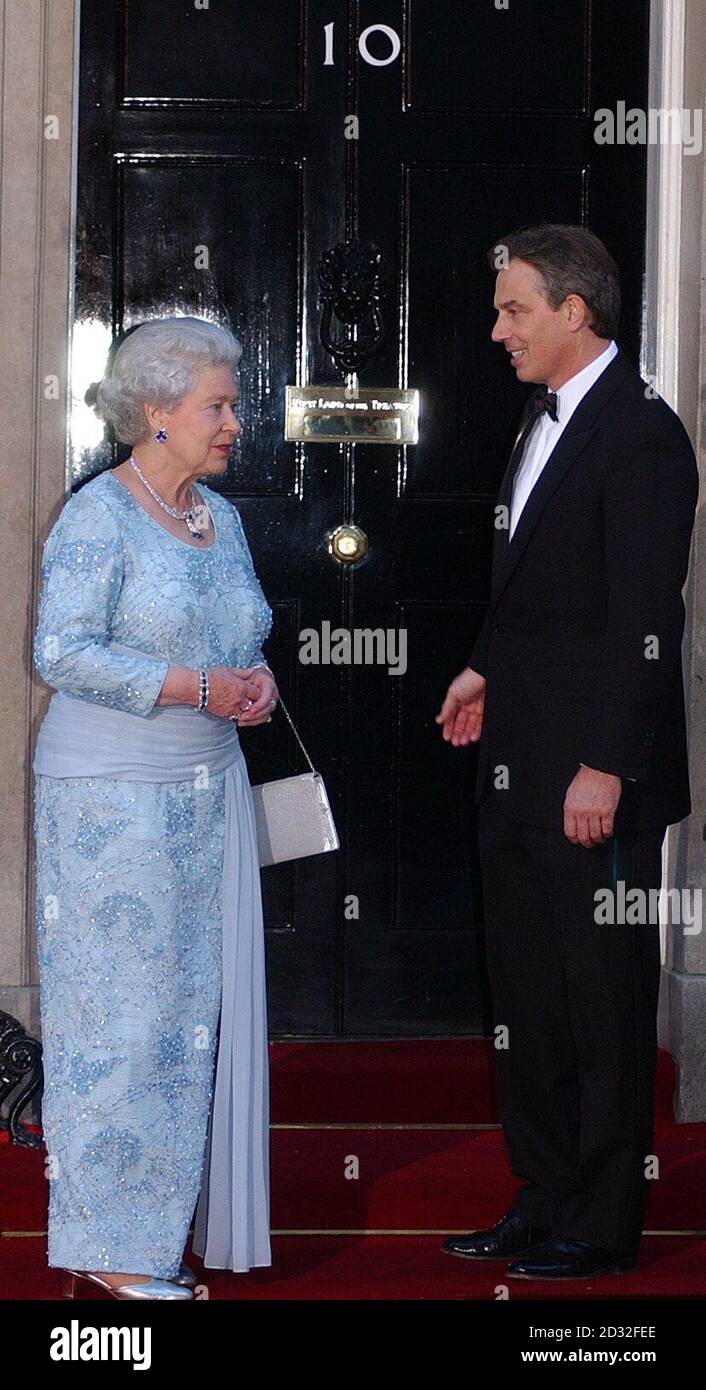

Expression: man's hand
xmin=435 ymin=668 xmax=486 ymax=746
xmin=563 ymin=765 xmax=622 ymax=847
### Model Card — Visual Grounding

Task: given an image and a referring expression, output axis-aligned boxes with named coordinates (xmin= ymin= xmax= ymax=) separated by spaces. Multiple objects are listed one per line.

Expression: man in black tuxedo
xmin=436 ymin=224 xmax=699 ymax=1280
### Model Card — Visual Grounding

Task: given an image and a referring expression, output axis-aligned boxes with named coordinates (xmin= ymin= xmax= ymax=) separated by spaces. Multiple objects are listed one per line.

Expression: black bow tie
xmin=531 ymin=384 xmax=559 ymax=422
xmin=507 ymin=382 xmax=561 ymax=474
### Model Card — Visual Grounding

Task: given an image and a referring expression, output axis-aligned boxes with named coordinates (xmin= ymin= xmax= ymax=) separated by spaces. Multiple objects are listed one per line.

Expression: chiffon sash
xmin=32 ymin=679 xmax=271 ymax=1272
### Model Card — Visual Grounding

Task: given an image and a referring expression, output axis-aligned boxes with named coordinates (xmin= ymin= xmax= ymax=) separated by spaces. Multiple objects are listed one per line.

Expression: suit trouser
xmin=477 ymin=786 xmax=666 ymax=1254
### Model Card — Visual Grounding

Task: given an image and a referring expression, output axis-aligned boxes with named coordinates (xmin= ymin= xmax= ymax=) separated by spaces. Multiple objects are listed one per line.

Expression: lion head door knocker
xmin=318 ymin=240 xmax=384 ymax=377
xmin=284 ymin=238 xmax=418 ymax=450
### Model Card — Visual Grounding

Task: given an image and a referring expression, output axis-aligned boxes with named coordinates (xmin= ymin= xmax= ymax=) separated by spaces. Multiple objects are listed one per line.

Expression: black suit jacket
xmin=468 ymin=347 xmax=699 ymax=830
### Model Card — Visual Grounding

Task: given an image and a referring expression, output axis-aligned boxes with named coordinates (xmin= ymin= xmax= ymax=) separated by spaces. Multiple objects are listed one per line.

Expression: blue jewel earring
xmin=155 ymin=428 xmax=168 ymax=442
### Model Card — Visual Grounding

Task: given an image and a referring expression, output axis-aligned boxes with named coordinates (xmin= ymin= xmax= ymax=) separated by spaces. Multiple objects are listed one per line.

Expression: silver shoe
xmin=60 ymin=1268 xmax=194 ymax=1300
xmin=174 ymin=1260 xmax=198 ymax=1288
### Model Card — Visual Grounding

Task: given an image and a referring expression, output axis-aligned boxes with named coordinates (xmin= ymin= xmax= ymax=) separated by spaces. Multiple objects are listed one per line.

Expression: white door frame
xmin=643 ymin=0 xmax=688 ymax=960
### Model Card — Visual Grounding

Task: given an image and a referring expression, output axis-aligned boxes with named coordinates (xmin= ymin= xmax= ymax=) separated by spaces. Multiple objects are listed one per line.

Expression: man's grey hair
xmin=487 ymin=224 xmax=621 ymax=339
xmin=94 ymin=316 xmax=243 ymax=444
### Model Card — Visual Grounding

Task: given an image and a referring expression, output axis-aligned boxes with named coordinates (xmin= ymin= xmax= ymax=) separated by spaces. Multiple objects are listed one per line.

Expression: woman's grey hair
xmin=93 ymin=316 xmax=243 ymax=445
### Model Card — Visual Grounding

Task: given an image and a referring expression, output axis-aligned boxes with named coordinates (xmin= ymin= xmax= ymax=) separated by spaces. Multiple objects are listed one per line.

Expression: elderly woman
xmin=32 ymin=316 xmax=277 ymax=1300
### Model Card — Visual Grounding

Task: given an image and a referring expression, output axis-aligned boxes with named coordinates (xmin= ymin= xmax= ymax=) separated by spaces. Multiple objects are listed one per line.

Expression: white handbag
xmin=251 ymin=695 xmax=340 ymax=867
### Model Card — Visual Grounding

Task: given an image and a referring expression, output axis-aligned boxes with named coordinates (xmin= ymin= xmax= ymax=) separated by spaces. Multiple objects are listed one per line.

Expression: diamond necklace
xmin=127 ymin=454 xmax=206 ymax=538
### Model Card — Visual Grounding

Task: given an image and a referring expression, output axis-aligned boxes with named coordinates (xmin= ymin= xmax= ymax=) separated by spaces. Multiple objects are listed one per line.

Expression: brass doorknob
xmin=327 ymin=523 xmax=369 ymax=564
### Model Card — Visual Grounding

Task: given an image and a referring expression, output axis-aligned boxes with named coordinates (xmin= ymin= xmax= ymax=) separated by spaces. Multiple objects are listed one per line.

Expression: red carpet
xmin=2 ymin=1041 xmax=705 ymax=1299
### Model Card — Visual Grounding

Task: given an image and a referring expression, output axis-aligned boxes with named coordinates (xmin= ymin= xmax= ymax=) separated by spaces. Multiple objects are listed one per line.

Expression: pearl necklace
xmin=127 ymin=455 xmax=207 ymax=538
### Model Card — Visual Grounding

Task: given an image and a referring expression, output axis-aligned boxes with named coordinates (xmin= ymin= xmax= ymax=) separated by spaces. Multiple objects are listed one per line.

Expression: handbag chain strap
xmin=274 ymin=693 xmax=317 ymax=774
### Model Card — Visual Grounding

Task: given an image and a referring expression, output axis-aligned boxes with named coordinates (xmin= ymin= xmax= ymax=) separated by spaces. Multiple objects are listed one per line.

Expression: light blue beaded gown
xmin=32 ymin=469 xmax=273 ymax=1278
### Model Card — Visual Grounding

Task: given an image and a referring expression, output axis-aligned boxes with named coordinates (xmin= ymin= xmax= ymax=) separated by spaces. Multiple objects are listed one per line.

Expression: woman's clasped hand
xmin=206 ymin=665 xmax=278 ymax=725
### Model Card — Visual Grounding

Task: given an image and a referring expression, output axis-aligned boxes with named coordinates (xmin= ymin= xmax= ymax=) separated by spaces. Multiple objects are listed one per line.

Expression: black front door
xmin=74 ymin=0 xmax=649 ymax=1036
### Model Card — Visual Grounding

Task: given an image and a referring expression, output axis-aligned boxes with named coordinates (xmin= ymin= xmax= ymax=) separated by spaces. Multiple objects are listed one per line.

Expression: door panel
xmin=74 ymin=0 xmax=650 ymax=1035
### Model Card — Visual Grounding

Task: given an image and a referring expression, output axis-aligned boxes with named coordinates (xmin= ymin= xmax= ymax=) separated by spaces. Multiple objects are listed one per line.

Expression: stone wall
xmin=0 ymin=0 xmax=77 ymax=1055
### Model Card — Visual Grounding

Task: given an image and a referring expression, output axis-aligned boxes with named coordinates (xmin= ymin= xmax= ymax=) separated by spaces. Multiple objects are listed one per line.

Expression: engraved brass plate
xmin=285 ymin=386 xmax=419 ymax=444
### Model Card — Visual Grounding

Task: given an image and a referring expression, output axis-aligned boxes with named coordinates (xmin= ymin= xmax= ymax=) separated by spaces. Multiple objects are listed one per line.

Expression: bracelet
xmin=196 ymin=668 xmax=209 ymax=710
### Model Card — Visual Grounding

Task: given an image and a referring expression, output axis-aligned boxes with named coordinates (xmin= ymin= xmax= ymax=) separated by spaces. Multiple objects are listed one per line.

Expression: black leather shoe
xmin=506 ymin=1236 xmax=638 ymax=1280
xmin=442 ymin=1210 xmax=552 ymax=1260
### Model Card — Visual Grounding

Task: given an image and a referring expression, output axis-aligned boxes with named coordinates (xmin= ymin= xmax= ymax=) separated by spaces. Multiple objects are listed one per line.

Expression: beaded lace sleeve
xmin=33 ymin=486 xmax=170 ymax=716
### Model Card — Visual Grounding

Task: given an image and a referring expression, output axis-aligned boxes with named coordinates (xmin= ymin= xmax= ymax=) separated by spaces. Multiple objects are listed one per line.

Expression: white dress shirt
xmin=508 ymin=339 xmax=618 ymax=540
